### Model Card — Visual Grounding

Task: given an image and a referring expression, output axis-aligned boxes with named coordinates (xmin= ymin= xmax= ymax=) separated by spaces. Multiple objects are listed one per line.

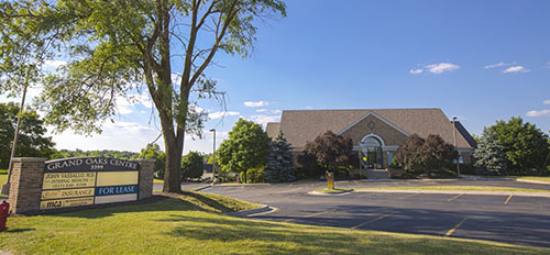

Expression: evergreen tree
xmin=265 ymin=132 xmax=295 ymax=183
xmin=474 ymin=128 xmax=508 ymax=175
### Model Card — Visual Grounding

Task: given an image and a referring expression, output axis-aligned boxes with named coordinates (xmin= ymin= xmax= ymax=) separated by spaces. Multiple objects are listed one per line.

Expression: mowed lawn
xmin=357 ymin=185 xmax=550 ymax=193
xmin=0 ymin=169 xmax=7 ymax=185
xmin=0 ymin=169 xmax=7 ymax=199
xmin=517 ymin=177 xmax=550 ymax=184
xmin=1 ymin=193 xmax=549 ymax=255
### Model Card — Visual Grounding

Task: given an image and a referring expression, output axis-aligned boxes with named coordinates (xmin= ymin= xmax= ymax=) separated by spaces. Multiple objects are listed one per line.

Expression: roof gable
xmin=278 ymin=108 xmax=474 ymax=149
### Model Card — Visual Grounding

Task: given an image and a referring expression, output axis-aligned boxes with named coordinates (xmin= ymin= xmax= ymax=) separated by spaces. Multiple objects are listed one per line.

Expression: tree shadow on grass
xmin=159 ymin=214 xmax=542 ymax=255
xmin=3 ymin=228 xmax=34 ymax=233
xmin=42 ymin=192 xmax=242 ymax=219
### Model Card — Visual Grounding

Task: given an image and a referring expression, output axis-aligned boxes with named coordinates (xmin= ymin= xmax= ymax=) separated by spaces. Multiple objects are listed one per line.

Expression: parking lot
xmin=203 ymin=179 xmax=550 ymax=247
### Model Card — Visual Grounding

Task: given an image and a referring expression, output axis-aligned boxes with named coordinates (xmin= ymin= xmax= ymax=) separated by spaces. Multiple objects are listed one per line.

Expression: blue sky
xmin=3 ymin=0 xmax=550 ymax=153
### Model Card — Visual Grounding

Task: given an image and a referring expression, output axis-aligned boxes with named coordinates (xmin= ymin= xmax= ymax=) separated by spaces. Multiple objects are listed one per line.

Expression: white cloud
xmin=244 ymin=100 xmax=269 ymax=108
xmin=544 ymin=100 xmax=550 ymax=105
xmin=249 ymin=114 xmax=280 ymax=126
xmin=255 ymin=108 xmax=281 ymax=114
xmin=44 ymin=59 xmax=67 ymax=70
xmin=208 ymin=111 xmax=240 ymax=120
xmin=409 ymin=62 xmax=460 ymax=75
xmin=503 ymin=65 xmax=529 ymax=74
xmin=526 ymin=109 xmax=550 ymax=117
xmin=425 ymin=63 xmax=460 ymax=74
xmin=484 ymin=62 xmax=510 ymax=69
xmin=53 ymin=121 xmax=159 ymax=152
xmin=409 ymin=68 xmax=423 ymax=75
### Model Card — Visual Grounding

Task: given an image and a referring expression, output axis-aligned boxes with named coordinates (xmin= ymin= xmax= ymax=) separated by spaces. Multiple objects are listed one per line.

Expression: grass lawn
xmin=1 ymin=192 xmax=549 ymax=254
xmin=517 ymin=177 xmax=550 ymax=184
xmin=0 ymin=169 xmax=7 ymax=199
xmin=0 ymin=169 xmax=7 ymax=186
xmin=357 ymin=185 xmax=550 ymax=193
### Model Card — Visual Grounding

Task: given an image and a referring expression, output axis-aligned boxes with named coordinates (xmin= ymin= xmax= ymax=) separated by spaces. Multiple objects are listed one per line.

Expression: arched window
xmin=363 ymin=136 xmax=382 ymax=147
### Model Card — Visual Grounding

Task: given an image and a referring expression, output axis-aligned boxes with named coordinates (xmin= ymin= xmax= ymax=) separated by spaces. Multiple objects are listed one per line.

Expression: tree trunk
xmin=159 ymin=111 xmax=183 ymax=193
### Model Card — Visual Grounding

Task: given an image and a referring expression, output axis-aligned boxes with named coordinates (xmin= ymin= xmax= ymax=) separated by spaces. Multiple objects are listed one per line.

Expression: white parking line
xmin=351 ymin=212 xmax=393 ymax=230
xmin=398 ymin=193 xmax=419 ymax=200
xmin=446 ymin=217 xmax=468 ymax=237
xmin=447 ymin=193 xmax=464 ymax=202
xmin=283 ymin=209 xmax=335 ymax=223
xmin=504 ymin=195 xmax=513 ymax=205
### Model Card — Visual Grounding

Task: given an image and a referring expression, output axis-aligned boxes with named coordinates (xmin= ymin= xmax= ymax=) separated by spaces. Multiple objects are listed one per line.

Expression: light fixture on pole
xmin=452 ymin=116 xmax=461 ymax=177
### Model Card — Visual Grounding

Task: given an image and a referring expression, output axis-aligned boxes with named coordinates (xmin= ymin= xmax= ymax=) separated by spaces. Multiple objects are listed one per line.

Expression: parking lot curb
xmin=307 ymin=190 xmax=354 ymax=196
xmin=226 ymin=204 xmax=275 ymax=217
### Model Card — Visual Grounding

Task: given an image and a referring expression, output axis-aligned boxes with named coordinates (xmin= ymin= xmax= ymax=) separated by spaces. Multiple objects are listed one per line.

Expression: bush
xmin=241 ymin=166 xmax=264 ymax=183
xmin=396 ymin=134 xmax=457 ymax=177
xmin=303 ymin=131 xmax=354 ymax=172
xmin=296 ymin=152 xmax=324 ymax=179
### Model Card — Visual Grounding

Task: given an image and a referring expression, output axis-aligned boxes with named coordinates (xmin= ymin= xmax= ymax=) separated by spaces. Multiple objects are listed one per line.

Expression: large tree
xmin=474 ymin=128 xmax=508 ymax=175
xmin=216 ymin=118 xmax=269 ymax=183
xmin=0 ymin=0 xmax=286 ymax=192
xmin=485 ymin=117 xmax=549 ymax=175
xmin=0 ymin=103 xmax=55 ymax=168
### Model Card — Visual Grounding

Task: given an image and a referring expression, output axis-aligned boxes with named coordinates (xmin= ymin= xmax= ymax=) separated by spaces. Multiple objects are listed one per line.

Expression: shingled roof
xmin=266 ymin=108 xmax=474 ymax=150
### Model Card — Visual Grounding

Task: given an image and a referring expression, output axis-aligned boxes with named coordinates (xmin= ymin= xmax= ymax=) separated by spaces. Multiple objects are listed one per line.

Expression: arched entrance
xmin=360 ymin=134 xmax=384 ymax=169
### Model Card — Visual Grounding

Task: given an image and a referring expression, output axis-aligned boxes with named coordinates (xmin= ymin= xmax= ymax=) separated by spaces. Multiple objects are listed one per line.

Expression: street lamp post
xmin=209 ymin=129 xmax=216 ymax=185
xmin=452 ymin=117 xmax=461 ymax=177
xmin=1 ymin=73 xmax=30 ymax=196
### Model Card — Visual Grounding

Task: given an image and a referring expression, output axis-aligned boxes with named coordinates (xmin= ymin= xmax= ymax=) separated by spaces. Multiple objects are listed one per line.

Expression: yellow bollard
xmin=326 ymin=171 xmax=335 ymax=190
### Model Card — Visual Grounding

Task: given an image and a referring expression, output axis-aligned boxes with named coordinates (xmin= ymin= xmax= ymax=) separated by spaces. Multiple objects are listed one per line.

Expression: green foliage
xmin=0 ymin=103 xmax=55 ymax=168
xmin=181 ymin=151 xmax=204 ymax=180
xmin=138 ymin=144 xmax=166 ymax=179
xmin=396 ymin=134 xmax=457 ymax=177
xmin=216 ymin=119 xmax=269 ymax=183
xmin=242 ymin=166 xmax=264 ymax=183
xmin=395 ymin=134 xmax=425 ymax=174
xmin=474 ymin=128 xmax=508 ymax=175
xmin=296 ymin=151 xmax=323 ymax=178
xmin=51 ymin=149 xmax=138 ymax=160
xmin=303 ymin=131 xmax=354 ymax=173
xmin=420 ymin=135 xmax=457 ymax=177
xmin=484 ymin=117 xmax=549 ymax=175
xmin=1 ymin=0 xmax=286 ymax=192
xmin=264 ymin=132 xmax=295 ymax=183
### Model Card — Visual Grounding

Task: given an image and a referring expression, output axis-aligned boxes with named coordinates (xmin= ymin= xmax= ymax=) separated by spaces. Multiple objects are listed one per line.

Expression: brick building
xmin=266 ymin=108 xmax=476 ymax=169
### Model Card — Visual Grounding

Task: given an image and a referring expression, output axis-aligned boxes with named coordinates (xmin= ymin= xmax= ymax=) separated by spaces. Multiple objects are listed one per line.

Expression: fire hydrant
xmin=0 ymin=201 xmax=10 ymax=232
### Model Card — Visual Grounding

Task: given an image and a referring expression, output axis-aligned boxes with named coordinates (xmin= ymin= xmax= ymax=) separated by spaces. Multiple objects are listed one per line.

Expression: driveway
xmin=203 ymin=179 xmax=550 ymax=247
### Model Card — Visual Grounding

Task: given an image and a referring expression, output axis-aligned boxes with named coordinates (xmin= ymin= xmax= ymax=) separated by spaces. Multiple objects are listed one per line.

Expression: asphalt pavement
xmin=202 ymin=179 xmax=550 ymax=247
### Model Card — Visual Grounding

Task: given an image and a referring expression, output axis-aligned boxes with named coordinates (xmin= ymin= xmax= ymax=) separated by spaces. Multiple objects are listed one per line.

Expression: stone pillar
xmin=8 ymin=157 xmax=46 ymax=214
xmin=138 ymin=159 xmax=155 ymax=199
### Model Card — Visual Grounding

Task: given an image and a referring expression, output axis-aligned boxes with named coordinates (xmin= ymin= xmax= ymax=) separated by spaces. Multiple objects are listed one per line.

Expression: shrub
xmin=396 ymin=134 xmax=457 ymax=177
xmin=241 ymin=166 xmax=264 ymax=183
xmin=303 ymin=131 xmax=354 ymax=173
